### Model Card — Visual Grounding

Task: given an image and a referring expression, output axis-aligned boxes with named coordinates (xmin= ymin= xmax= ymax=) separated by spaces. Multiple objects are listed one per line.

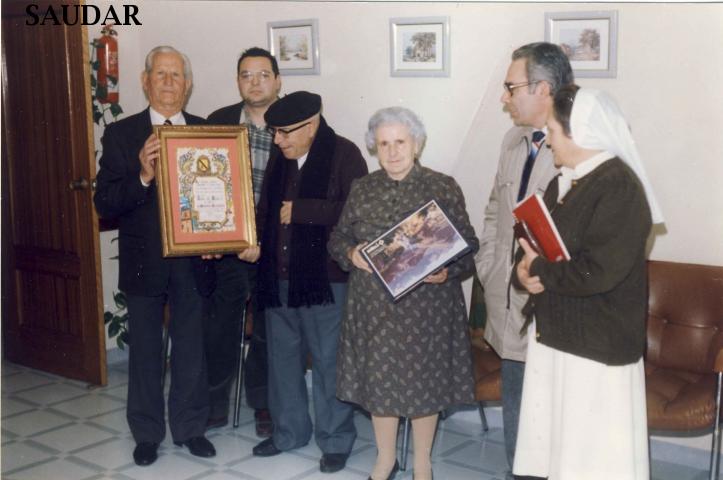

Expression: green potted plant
xmin=104 ymin=291 xmax=129 ymax=349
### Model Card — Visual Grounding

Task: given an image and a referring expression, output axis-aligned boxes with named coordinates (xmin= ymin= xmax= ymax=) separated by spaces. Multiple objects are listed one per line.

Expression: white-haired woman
xmin=328 ymin=107 xmax=478 ymax=480
xmin=513 ymin=85 xmax=663 ymax=480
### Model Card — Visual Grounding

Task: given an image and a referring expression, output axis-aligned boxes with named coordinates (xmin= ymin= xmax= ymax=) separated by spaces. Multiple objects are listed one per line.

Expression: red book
xmin=513 ymin=193 xmax=570 ymax=262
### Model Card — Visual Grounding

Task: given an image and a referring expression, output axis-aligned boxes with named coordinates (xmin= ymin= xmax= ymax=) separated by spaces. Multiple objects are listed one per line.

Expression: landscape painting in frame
xmin=545 ymin=11 xmax=618 ymax=78
xmin=268 ymin=19 xmax=320 ymax=75
xmin=390 ymin=17 xmax=450 ymax=77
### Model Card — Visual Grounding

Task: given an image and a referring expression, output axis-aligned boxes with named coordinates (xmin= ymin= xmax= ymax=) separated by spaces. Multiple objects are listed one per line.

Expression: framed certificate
xmin=361 ymin=199 xmax=470 ymax=301
xmin=154 ymin=125 xmax=256 ymax=257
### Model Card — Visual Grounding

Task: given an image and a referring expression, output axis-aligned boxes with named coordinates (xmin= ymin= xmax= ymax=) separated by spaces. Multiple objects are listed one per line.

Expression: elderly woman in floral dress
xmin=328 ymin=107 xmax=478 ymax=480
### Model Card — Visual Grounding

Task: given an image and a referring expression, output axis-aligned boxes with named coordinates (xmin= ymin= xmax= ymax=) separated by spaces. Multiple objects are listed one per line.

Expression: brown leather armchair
xmin=470 ymin=327 xmax=502 ymax=431
xmin=644 ymin=260 xmax=723 ymax=479
xmin=464 ymin=260 xmax=723 ymax=477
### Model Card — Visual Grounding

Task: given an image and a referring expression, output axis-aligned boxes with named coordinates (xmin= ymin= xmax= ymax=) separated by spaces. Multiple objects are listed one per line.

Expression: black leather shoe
xmin=174 ymin=436 xmax=216 ymax=458
xmin=320 ymin=452 xmax=349 ymax=473
xmin=368 ymin=459 xmax=400 ymax=480
xmin=133 ymin=442 xmax=159 ymax=466
xmin=252 ymin=437 xmax=282 ymax=457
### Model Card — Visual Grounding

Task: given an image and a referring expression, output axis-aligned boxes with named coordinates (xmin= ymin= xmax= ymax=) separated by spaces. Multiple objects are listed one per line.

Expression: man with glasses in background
xmin=474 ymin=42 xmax=573 ymax=480
xmin=247 ymin=91 xmax=367 ymax=474
xmin=203 ymin=47 xmax=281 ymax=437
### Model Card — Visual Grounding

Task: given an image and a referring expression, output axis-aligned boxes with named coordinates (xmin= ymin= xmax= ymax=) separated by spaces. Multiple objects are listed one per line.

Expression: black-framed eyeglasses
xmin=238 ymin=70 xmax=274 ymax=83
xmin=267 ymin=121 xmax=311 ymax=137
xmin=503 ymin=80 xmax=541 ymax=95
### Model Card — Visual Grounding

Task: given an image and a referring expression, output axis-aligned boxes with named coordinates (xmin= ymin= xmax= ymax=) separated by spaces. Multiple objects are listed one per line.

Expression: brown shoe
xmin=206 ymin=415 xmax=228 ymax=430
xmin=254 ymin=408 xmax=273 ymax=438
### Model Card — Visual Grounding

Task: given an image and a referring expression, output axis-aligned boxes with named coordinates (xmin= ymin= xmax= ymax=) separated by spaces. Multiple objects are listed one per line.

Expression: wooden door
xmin=1 ymin=1 xmax=107 ymax=385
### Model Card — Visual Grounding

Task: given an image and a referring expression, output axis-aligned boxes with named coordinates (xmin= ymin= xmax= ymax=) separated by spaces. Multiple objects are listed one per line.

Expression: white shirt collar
xmin=557 ymin=151 xmax=614 ymax=200
xmin=569 ymin=151 xmax=614 ymax=179
xmin=297 ymin=152 xmax=309 ymax=170
xmin=149 ymin=107 xmax=185 ymax=126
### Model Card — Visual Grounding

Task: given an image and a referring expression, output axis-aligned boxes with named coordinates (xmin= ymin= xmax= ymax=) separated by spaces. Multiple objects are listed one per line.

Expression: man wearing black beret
xmin=241 ymin=91 xmax=368 ymax=473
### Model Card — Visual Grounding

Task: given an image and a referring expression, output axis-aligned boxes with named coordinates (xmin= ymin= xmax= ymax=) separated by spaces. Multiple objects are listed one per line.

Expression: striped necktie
xmin=164 ymin=119 xmax=172 ymax=126
xmin=517 ymin=130 xmax=545 ymax=202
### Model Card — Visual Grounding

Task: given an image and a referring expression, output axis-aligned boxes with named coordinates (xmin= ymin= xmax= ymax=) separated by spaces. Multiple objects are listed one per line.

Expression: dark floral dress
xmin=328 ymin=165 xmax=479 ymax=416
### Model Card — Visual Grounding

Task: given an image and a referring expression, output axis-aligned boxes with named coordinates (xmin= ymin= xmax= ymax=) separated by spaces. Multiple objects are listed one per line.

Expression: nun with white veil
xmin=512 ymin=85 xmax=664 ymax=480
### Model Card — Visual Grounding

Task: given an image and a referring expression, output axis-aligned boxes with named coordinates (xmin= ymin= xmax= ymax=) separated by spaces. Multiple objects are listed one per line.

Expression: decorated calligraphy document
xmin=154 ymin=125 xmax=256 ymax=257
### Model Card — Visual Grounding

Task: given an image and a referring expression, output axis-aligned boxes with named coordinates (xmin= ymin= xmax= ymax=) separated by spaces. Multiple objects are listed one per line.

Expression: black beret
xmin=264 ymin=91 xmax=322 ymax=127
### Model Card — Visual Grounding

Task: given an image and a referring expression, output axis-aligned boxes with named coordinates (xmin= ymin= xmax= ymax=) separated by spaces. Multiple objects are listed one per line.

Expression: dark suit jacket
xmin=207 ymin=101 xmax=244 ymax=125
xmin=94 ymin=108 xmax=210 ymax=296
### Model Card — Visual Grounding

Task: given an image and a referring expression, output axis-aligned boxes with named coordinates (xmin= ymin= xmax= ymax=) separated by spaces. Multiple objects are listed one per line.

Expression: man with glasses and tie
xmin=246 ymin=91 xmax=367 ymax=474
xmin=474 ymin=42 xmax=573 ymax=480
xmin=202 ymin=47 xmax=281 ymax=438
xmin=94 ymin=45 xmax=215 ymax=467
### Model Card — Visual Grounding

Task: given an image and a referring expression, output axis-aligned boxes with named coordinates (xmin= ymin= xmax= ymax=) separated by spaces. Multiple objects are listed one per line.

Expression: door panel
xmin=2 ymin=1 xmax=106 ymax=385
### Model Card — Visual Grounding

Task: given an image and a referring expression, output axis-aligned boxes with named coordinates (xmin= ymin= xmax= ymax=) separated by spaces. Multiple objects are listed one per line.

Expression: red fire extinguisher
xmin=96 ymin=24 xmax=119 ymax=104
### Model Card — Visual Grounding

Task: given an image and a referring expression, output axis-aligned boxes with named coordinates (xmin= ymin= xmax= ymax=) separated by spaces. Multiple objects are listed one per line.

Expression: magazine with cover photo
xmin=361 ymin=199 xmax=471 ymax=301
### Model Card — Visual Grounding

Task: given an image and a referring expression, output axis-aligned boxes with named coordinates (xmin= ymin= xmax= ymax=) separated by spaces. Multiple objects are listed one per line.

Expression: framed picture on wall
xmin=267 ymin=19 xmax=320 ymax=75
xmin=545 ymin=11 xmax=618 ymax=78
xmin=389 ymin=16 xmax=450 ymax=77
xmin=153 ymin=125 xmax=257 ymax=257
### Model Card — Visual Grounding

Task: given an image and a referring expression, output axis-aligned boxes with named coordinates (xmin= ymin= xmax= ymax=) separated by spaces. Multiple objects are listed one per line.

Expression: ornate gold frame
xmin=154 ymin=125 xmax=256 ymax=257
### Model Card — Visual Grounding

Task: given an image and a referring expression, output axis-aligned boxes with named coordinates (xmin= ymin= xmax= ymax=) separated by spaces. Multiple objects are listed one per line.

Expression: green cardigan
xmin=520 ymin=157 xmax=652 ymax=365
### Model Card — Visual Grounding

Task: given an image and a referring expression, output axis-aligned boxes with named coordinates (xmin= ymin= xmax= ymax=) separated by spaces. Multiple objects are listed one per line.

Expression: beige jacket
xmin=474 ymin=126 xmax=559 ymax=361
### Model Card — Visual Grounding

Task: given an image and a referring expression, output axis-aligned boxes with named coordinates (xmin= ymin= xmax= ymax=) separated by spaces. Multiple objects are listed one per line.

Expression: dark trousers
xmin=126 ymin=258 xmax=209 ymax=444
xmin=266 ymin=281 xmax=356 ymax=454
xmin=501 ymin=359 xmax=526 ymax=480
xmin=203 ymin=256 xmax=268 ymax=419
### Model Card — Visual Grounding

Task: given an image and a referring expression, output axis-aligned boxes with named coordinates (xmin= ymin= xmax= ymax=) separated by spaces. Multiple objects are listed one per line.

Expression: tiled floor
xmin=1 ymin=359 xmax=717 ymax=479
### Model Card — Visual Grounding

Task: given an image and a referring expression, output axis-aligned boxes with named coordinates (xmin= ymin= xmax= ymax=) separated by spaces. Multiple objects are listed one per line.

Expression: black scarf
xmin=257 ymin=116 xmax=336 ymax=309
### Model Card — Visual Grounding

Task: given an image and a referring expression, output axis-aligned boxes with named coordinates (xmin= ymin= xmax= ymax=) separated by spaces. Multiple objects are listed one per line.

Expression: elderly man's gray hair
xmin=144 ymin=45 xmax=193 ymax=82
xmin=365 ymin=106 xmax=427 ymax=157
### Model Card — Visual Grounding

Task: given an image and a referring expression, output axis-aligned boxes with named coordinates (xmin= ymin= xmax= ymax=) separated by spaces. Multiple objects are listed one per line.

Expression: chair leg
xmin=232 ymin=304 xmax=248 ymax=428
xmin=400 ymin=417 xmax=411 ymax=471
xmin=160 ymin=325 xmax=170 ymax=390
xmin=478 ymin=401 xmax=489 ymax=433
xmin=710 ymin=371 xmax=722 ymax=480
